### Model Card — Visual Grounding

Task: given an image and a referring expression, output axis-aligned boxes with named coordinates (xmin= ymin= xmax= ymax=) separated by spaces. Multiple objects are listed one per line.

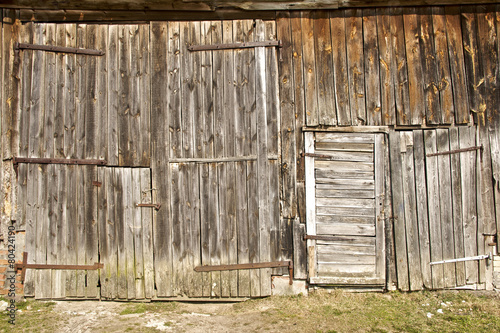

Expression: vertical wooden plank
xmin=64 ymin=24 xmax=77 ymax=159
xmin=138 ymin=24 xmax=150 ymax=166
xmin=346 ymin=9 xmax=366 ymax=126
xmin=199 ymin=164 xmax=211 ymax=296
xmin=412 ymin=130 xmax=432 ymax=289
xmin=43 ymin=24 xmax=56 ymax=158
xmin=424 ymin=130 xmax=444 ymax=289
xmin=132 ymin=168 xmax=145 ymax=299
xmin=293 ymin=218 xmax=307 ymax=279
xmin=53 ymin=165 xmax=67 ymax=298
xmin=107 ymin=168 xmax=118 ymax=298
xmin=419 ymin=8 xmax=441 ymax=125
xmin=374 ymin=134 xmax=386 ymax=282
xmin=208 ymin=163 xmax=221 ymax=296
xmin=436 ymin=129 xmax=456 ymax=288
xmin=47 ymin=165 xmax=58 ymax=298
xmin=314 ymin=11 xmax=336 ymax=126
xmin=277 ymin=12 xmax=297 ymax=221
xmin=200 ymin=21 xmax=214 ymax=160
xmin=403 ymin=8 xmax=425 ymax=125
xmin=97 ymin=167 xmax=109 ymax=299
xmin=96 ymin=25 xmax=108 ymax=161
xmin=24 ymin=164 xmax=37 ymax=296
xmin=449 ymin=127 xmax=466 ymax=286
xmin=114 ymin=168 xmax=127 ymax=299
xmin=2 ymin=9 xmax=20 ymax=158
xmin=170 ymin=163 xmax=183 ymax=296
xmin=304 ymin=132 xmax=317 ymax=280
xmin=189 ymin=163 xmax=202 ymax=297
xmin=432 ymin=7 xmax=455 ymax=124
xmin=462 ymin=8 xmax=485 ymax=126
xmin=107 ymin=24 xmax=119 ymax=165
xmin=489 ymin=126 xmax=500 ymax=257
xmin=27 ymin=24 xmax=43 ymax=158
xmin=445 ymin=6 xmax=469 ymax=124
xmin=459 ymin=126 xmax=478 ymax=284
xmin=117 ymin=25 xmax=131 ymax=166
xmin=246 ymin=159 xmax=260 ymax=296
xmin=75 ymin=24 xmax=87 ymax=160
xmin=388 ymin=132 xmax=409 ymax=291
xmin=151 ymin=21 xmax=172 ymax=297
xmin=35 ymin=165 xmax=50 ymax=299
xmin=391 ymin=8 xmax=411 ymax=125
xmin=301 ymin=11 xmax=319 ymax=126
xmin=76 ymin=166 xmax=86 ymax=297
xmin=140 ymin=168 xmax=155 ymax=299
xmin=65 ymin=165 xmax=77 ymax=297
xmin=85 ymin=166 xmax=98 ymax=298
xmin=376 ymin=8 xmax=396 ymax=125
xmin=123 ymin=168 xmax=135 ymax=299
xmin=256 ymin=20 xmax=271 ymax=296
xmin=84 ymin=24 xmax=97 ymax=160
xmin=363 ymin=9 xmax=382 ymax=126
xmin=53 ymin=24 xmax=65 ymax=158
xmin=401 ymin=133 xmax=423 ymax=290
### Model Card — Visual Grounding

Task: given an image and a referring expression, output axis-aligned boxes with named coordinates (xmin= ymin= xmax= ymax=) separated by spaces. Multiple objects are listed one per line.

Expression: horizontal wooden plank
xmin=317 ymin=263 xmax=376 ymax=276
xmin=316 ymin=132 xmax=375 ymax=143
xmin=309 ymin=276 xmax=385 ymax=285
xmin=316 ymin=223 xmax=375 ymax=236
xmin=316 ymin=243 xmax=375 ymax=255
xmin=315 ymin=178 xmax=375 ymax=188
xmin=315 ymin=188 xmax=374 ymax=199
xmin=317 ymin=253 xmax=376 ymax=265
xmin=317 ymin=236 xmax=375 ymax=246
xmin=316 ymin=214 xmax=374 ymax=224
xmin=315 ymin=141 xmax=374 ymax=152
xmin=316 ymin=197 xmax=375 ymax=209
xmin=315 ymin=160 xmax=374 ymax=172
xmin=317 ymin=206 xmax=375 ymax=217
xmin=314 ymin=150 xmax=374 ymax=162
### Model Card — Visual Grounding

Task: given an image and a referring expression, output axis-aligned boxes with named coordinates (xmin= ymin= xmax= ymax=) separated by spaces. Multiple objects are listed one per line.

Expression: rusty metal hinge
xmin=15 ymin=252 xmax=103 ymax=283
xmin=195 ymin=260 xmax=294 ymax=285
xmin=136 ymin=203 xmax=161 ymax=211
xmin=15 ymin=42 xmax=105 ymax=56
xmin=426 ymin=145 xmax=483 ymax=157
xmin=188 ymin=40 xmax=282 ymax=52
xmin=12 ymin=157 xmax=107 ymax=177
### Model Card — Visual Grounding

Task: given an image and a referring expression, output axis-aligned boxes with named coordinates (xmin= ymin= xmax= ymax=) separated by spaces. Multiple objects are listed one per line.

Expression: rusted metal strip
xmin=15 ymin=42 xmax=105 ymax=56
xmin=426 ymin=145 xmax=482 ymax=157
xmin=92 ymin=181 xmax=102 ymax=187
xmin=136 ymin=203 xmax=162 ymax=211
xmin=189 ymin=40 xmax=282 ymax=51
xmin=302 ymin=152 xmax=336 ymax=160
xmin=13 ymin=157 xmax=107 ymax=166
xmin=195 ymin=260 xmax=293 ymax=285
xmin=304 ymin=234 xmax=358 ymax=242
xmin=15 ymin=252 xmax=104 ymax=283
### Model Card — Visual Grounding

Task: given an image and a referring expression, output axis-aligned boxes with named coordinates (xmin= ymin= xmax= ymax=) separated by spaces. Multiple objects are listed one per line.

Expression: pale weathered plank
xmin=114 ymin=167 xmax=127 ymax=299
xmin=27 ymin=24 xmax=44 ymax=159
xmin=75 ymin=24 xmax=87 ymax=160
xmin=84 ymin=166 xmax=99 ymax=298
xmin=388 ymin=132 xmax=409 ymax=290
xmin=84 ymin=24 xmax=97 ymax=159
xmin=316 ymin=188 xmax=374 ymax=199
xmin=345 ymin=9 xmax=365 ymax=125
xmin=316 ymin=223 xmax=375 ymax=236
xmin=316 ymin=132 xmax=375 ymax=143
xmin=374 ymin=134 xmax=386 ymax=281
xmin=140 ymin=168 xmax=154 ymax=299
xmin=424 ymin=130 xmax=444 ymax=289
xmin=65 ymin=165 xmax=77 ymax=297
xmin=138 ymin=24 xmax=150 ymax=166
xmin=301 ymin=11 xmax=319 ymax=126
xmin=53 ymin=165 xmax=67 ymax=299
xmin=107 ymin=24 xmax=119 ymax=165
xmin=131 ymin=168 xmax=145 ymax=299
xmin=96 ymin=25 xmax=108 ymax=161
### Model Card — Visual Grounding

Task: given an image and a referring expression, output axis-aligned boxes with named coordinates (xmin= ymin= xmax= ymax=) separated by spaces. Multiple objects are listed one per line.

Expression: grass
xmin=0 ymin=290 xmax=498 ymax=332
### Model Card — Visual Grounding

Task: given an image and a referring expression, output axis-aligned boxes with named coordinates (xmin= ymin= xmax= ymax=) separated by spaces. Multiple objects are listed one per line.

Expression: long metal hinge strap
xmin=15 ymin=252 xmax=104 ymax=283
xmin=302 ymin=152 xmax=339 ymax=160
xmin=426 ymin=145 xmax=483 ymax=157
xmin=429 ymin=253 xmax=492 ymax=266
xmin=195 ymin=260 xmax=293 ymax=285
xmin=15 ymin=42 xmax=105 ymax=56
xmin=136 ymin=203 xmax=162 ymax=211
xmin=304 ymin=234 xmax=358 ymax=242
xmin=188 ymin=40 xmax=282 ymax=52
xmin=13 ymin=157 xmax=107 ymax=166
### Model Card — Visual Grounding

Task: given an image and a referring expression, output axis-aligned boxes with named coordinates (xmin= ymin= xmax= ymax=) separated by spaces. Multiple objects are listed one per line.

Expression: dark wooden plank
xmin=277 ymin=12 xmax=296 ymax=220
xmin=75 ymin=24 xmax=87 ymax=160
xmin=313 ymin=11 xmax=336 ymax=126
xmin=27 ymin=24 xmax=43 ymax=158
xmin=459 ymin=126 xmax=478 ymax=284
xmin=345 ymin=9 xmax=365 ymax=126
xmin=138 ymin=24 xmax=150 ymax=166
xmin=151 ymin=21 xmax=172 ymax=297
xmin=168 ymin=22 xmax=181 ymax=161
xmin=128 ymin=24 xmax=141 ymax=167
xmin=42 ymin=24 xmax=56 ymax=158
xmin=424 ymin=130 xmax=444 ymax=289
xmin=420 ymin=8 xmax=441 ymax=125
xmin=388 ymin=132 xmax=409 ymax=291
xmin=117 ymin=25 xmax=131 ymax=166
xmin=301 ymin=11 xmax=319 ymax=126
xmin=113 ymin=168 xmax=127 ymax=299
xmin=449 ymin=127 xmax=466 ymax=286
xmin=432 ymin=7 xmax=455 ymax=124
xmin=53 ymin=24 xmax=65 ymax=158
xmin=170 ymin=163 xmax=184 ymax=296
xmin=391 ymin=8 xmax=411 ymax=125
xmin=107 ymin=24 xmax=119 ymax=165
xmin=96 ymin=25 xmax=108 ymax=161
xmin=376 ymin=7 xmax=396 ymax=125
xmin=461 ymin=8 xmax=485 ymax=126
xmin=363 ymin=8 xmax=382 ymax=126
xmin=489 ymin=126 xmax=500 ymax=258
xmin=97 ymin=167 xmax=109 ymax=298
xmin=445 ymin=6 xmax=469 ymax=124
xmin=199 ymin=164 xmax=211 ymax=296
xmin=107 ymin=168 xmax=118 ymax=298
xmin=293 ymin=219 xmax=307 ymax=279
xmin=412 ymin=130 xmax=432 ymax=288
xmin=84 ymin=24 xmax=97 ymax=159
xmin=403 ymin=7 xmax=425 ymax=125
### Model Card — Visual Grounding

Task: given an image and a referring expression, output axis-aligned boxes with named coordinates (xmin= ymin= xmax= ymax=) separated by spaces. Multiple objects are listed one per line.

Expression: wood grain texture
xmin=301 ymin=11 xmax=319 ymax=126
xmin=363 ymin=9 xmax=382 ymax=126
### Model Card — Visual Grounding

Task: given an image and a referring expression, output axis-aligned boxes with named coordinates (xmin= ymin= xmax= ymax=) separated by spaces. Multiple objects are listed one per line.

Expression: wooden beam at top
xmin=5 ymin=0 xmax=500 ymax=12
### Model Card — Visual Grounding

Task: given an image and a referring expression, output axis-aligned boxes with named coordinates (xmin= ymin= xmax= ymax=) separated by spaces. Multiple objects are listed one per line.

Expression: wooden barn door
xmin=305 ymin=132 xmax=386 ymax=287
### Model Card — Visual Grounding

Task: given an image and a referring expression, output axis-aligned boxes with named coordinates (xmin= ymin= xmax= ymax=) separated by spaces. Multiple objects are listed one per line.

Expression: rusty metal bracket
xmin=188 ymin=40 xmax=282 ymax=52
xmin=195 ymin=260 xmax=294 ymax=285
xmin=15 ymin=42 xmax=104 ymax=56
xmin=15 ymin=252 xmax=104 ymax=283
xmin=136 ymin=203 xmax=161 ymax=211
xmin=13 ymin=157 xmax=107 ymax=177
xmin=426 ymin=145 xmax=483 ymax=157
xmin=301 ymin=152 xmax=337 ymax=160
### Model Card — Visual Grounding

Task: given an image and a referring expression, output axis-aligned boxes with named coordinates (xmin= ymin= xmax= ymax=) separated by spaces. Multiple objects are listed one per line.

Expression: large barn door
xmin=305 ymin=132 xmax=386 ymax=287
